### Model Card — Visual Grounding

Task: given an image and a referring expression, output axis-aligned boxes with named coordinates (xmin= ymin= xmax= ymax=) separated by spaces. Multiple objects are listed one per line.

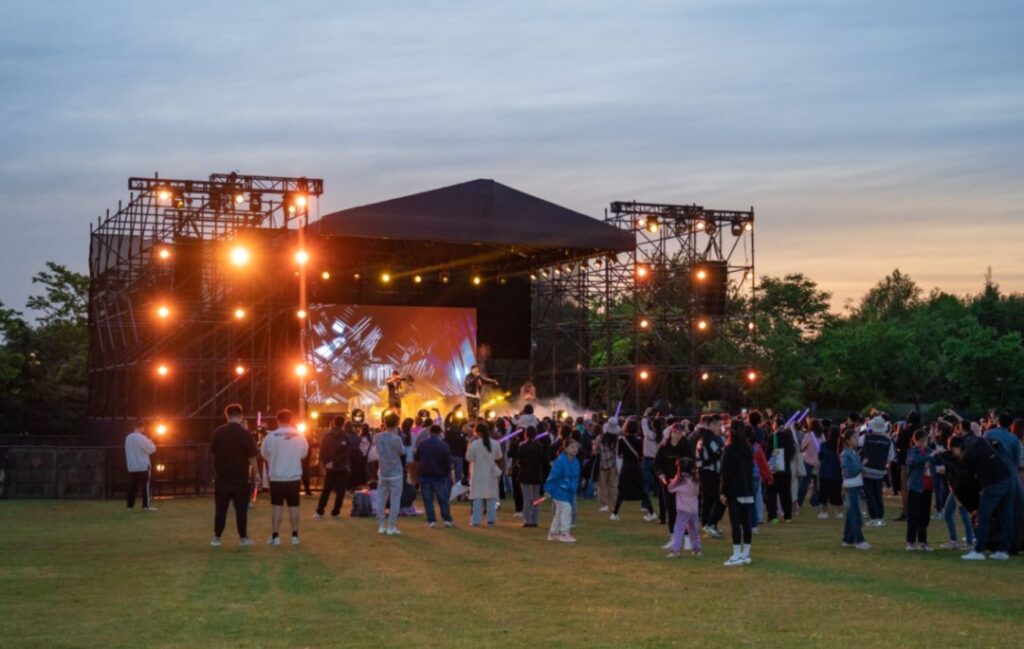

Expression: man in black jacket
xmin=516 ymin=427 xmax=547 ymax=527
xmin=210 ymin=403 xmax=259 ymax=546
xmin=315 ymin=416 xmax=353 ymax=519
xmin=949 ymin=435 xmax=1014 ymax=560
xmin=415 ymin=425 xmax=454 ymax=528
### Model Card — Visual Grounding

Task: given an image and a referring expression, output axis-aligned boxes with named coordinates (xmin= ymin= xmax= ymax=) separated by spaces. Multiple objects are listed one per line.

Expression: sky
xmin=1 ymin=0 xmax=1022 ymax=314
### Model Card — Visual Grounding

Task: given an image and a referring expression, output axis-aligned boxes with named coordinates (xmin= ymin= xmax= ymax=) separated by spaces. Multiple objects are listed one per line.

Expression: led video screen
xmin=307 ymin=305 xmax=476 ymax=412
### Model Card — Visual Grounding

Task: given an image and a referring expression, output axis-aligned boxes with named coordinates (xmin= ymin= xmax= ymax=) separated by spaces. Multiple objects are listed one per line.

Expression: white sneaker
xmin=817 ymin=512 xmax=828 ymax=519
xmin=661 ymin=540 xmax=674 ymax=550
xmin=598 ymin=506 xmax=609 ymax=512
xmin=210 ymin=537 xmax=222 ymax=547
xmin=312 ymin=513 xmax=324 ymax=520
xmin=742 ymin=555 xmax=752 ymax=565
xmin=961 ymin=550 xmax=986 ymax=561
xmin=291 ymin=536 xmax=300 ymax=545
xmin=267 ymin=536 xmax=280 ymax=546
xmin=919 ymin=544 xmax=933 ymax=552
xmin=990 ymin=551 xmax=1010 ymax=561
xmin=378 ymin=526 xmax=386 ymax=534
xmin=386 ymin=527 xmax=400 ymax=536
xmin=513 ymin=512 xmax=524 ymax=519
xmin=723 ymin=555 xmax=745 ymax=567
xmin=751 ymin=527 xmax=759 ymax=535
xmin=427 ymin=522 xmax=437 ymax=528
xmin=444 ymin=521 xmax=454 ymax=528
xmin=609 ymin=514 xmax=619 ymax=521
xmin=558 ymin=534 xmax=577 ymax=543
xmin=855 ymin=542 xmax=871 ymax=551
xmin=547 ymin=533 xmax=559 ymax=541
xmin=683 ymin=537 xmax=693 ymax=551
xmin=238 ymin=538 xmax=254 ymax=547
xmin=707 ymin=527 xmax=723 ymax=539
xmin=841 ymin=541 xmax=854 ymax=548
xmin=906 ymin=543 xmax=917 ymax=551
xmin=143 ymin=506 xmax=158 ymax=512
xmin=643 ymin=513 xmax=659 ymax=522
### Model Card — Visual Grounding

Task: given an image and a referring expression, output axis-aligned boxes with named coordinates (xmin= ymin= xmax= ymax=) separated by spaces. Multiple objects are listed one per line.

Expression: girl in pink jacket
xmin=666 ymin=458 xmax=702 ymax=557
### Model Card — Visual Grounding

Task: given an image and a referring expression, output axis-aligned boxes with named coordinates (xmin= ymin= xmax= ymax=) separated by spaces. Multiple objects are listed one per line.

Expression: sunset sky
xmin=1 ymin=0 xmax=1021 ymax=313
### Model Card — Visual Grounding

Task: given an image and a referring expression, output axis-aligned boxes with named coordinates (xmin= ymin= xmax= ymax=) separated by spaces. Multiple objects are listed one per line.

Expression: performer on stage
xmin=520 ymin=378 xmax=537 ymax=404
xmin=464 ymin=364 xmax=498 ymax=420
xmin=385 ymin=370 xmax=410 ymax=414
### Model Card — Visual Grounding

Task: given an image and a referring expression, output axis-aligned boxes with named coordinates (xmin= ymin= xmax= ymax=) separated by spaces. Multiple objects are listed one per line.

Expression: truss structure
xmin=530 ymin=201 xmax=756 ymax=414
xmin=87 ymin=173 xmax=323 ymax=434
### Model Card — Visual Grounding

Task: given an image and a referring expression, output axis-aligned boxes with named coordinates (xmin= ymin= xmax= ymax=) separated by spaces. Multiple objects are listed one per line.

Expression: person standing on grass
xmin=719 ymin=419 xmax=755 ymax=567
xmin=815 ymin=426 xmax=843 ymax=520
xmin=466 ymin=422 xmax=503 ymax=526
xmin=375 ymin=412 xmax=406 ymax=536
xmin=796 ymin=416 xmax=821 ymax=510
xmin=894 ymin=411 xmax=922 ymax=521
xmin=840 ymin=429 xmax=870 ymax=550
xmin=124 ymin=420 xmax=157 ymax=512
xmin=517 ymin=426 xmax=546 ymax=528
xmin=611 ymin=418 xmax=658 ymax=522
xmin=905 ymin=429 xmax=937 ymax=551
xmin=261 ymin=409 xmax=309 ymax=546
xmin=654 ymin=421 xmax=691 ymax=548
xmin=984 ymin=412 xmax=1023 ymax=475
xmin=315 ymin=415 xmax=353 ymax=520
xmin=695 ymin=416 xmax=725 ymax=537
xmin=210 ymin=403 xmax=258 ymax=547
xmin=860 ymin=416 xmax=895 ymax=527
xmin=933 ymin=433 xmax=975 ymax=551
xmin=595 ymin=420 xmax=620 ymax=513
xmin=766 ymin=417 xmax=797 ymax=523
xmin=666 ymin=457 xmax=702 ymax=558
xmin=949 ymin=435 xmax=1015 ymax=561
xmin=540 ymin=438 xmax=581 ymax=542
xmin=415 ymin=424 xmax=454 ymax=528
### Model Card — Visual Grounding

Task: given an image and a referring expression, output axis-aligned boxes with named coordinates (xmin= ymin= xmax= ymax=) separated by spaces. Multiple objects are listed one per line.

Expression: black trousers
xmin=699 ymin=469 xmax=724 ymax=527
xmin=316 ymin=471 xmax=349 ymax=516
xmin=863 ymin=477 xmax=885 ymax=520
xmin=511 ymin=474 xmax=524 ymax=513
xmin=767 ymin=471 xmax=793 ymax=520
xmin=467 ymin=397 xmax=481 ymax=419
xmin=907 ymin=489 xmax=932 ymax=544
xmin=126 ymin=470 xmax=150 ymax=509
xmin=214 ymin=479 xmax=250 ymax=538
xmin=728 ymin=499 xmax=753 ymax=545
xmin=301 ymin=456 xmax=313 ymax=494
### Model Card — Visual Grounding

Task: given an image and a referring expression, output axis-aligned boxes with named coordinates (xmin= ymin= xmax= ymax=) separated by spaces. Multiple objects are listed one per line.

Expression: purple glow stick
xmin=797 ymin=408 xmax=811 ymax=424
xmin=613 ymin=401 xmax=622 ymax=419
xmin=536 ymin=432 xmax=550 ymax=442
xmin=498 ymin=428 xmax=524 ymax=444
xmin=783 ymin=410 xmax=801 ymax=427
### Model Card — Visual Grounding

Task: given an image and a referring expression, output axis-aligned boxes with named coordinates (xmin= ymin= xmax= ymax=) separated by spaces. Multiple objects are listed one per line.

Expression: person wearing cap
xmin=860 ymin=415 xmax=895 ymax=526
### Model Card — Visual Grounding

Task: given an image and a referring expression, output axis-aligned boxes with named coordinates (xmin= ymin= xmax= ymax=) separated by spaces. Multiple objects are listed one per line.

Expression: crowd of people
xmin=123 ymin=399 xmax=1024 ymax=565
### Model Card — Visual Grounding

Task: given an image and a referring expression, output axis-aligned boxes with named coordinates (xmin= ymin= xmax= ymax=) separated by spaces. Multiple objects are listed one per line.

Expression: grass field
xmin=1 ymin=495 xmax=1022 ymax=649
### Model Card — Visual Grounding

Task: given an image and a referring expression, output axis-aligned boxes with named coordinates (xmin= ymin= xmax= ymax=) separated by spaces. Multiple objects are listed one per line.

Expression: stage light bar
xmin=646 ymin=216 xmax=659 ymax=233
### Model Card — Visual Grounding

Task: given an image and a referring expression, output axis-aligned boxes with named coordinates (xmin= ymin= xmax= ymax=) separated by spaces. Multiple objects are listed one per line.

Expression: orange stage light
xmin=295 ymin=250 xmax=309 ymax=265
xmin=230 ymin=245 xmax=250 ymax=266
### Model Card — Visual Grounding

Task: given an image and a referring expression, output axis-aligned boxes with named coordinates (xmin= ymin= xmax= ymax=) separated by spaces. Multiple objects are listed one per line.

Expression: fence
xmin=0 ymin=444 xmax=322 ymax=500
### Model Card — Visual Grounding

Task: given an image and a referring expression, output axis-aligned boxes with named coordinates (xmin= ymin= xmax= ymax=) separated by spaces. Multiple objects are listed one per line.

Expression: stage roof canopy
xmin=312 ymin=179 xmax=634 ymax=256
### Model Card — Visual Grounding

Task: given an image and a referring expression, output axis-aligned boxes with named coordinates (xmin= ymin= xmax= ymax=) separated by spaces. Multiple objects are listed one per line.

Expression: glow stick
xmin=613 ymin=401 xmax=623 ymax=419
xmin=783 ymin=410 xmax=801 ymax=427
xmin=797 ymin=408 xmax=811 ymax=424
xmin=536 ymin=432 xmax=550 ymax=442
xmin=498 ymin=428 xmax=523 ymax=444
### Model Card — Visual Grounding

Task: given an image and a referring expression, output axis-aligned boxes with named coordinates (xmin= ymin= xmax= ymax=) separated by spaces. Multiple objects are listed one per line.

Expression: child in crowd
xmin=817 ymin=426 xmax=843 ymax=519
xmin=905 ymin=429 xmax=936 ymax=551
xmin=666 ymin=458 xmax=702 ymax=558
xmin=540 ymin=439 xmax=581 ymax=543
xmin=840 ymin=429 xmax=870 ymax=550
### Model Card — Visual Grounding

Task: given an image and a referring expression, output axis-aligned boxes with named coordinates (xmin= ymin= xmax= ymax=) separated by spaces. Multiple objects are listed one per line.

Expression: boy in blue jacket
xmin=540 ymin=439 xmax=581 ymax=543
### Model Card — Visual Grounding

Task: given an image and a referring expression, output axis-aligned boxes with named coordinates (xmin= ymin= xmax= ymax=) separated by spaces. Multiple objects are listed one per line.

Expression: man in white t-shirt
xmin=260 ymin=409 xmax=309 ymax=545
xmin=124 ymin=420 xmax=157 ymax=511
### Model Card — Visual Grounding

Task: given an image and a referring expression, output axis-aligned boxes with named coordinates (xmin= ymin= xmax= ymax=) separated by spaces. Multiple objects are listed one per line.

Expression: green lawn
xmin=1 ymin=495 xmax=1022 ymax=648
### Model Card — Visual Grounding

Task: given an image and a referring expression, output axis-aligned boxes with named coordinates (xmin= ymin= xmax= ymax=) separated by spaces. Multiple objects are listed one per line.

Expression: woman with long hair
xmin=611 ymin=418 xmax=658 ymax=522
xmin=466 ymin=422 xmax=503 ymax=526
xmin=817 ymin=425 xmax=843 ymax=519
xmin=720 ymin=419 xmax=755 ymax=566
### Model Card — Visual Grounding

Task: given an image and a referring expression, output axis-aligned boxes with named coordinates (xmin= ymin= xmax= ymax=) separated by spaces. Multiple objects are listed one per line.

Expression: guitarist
xmin=464 ymin=364 xmax=498 ymax=420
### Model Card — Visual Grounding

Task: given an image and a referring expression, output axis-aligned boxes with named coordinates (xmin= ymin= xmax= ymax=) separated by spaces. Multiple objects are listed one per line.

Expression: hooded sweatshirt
xmin=125 ymin=431 xmax=156 ymax=472
xmin=260 ymin=426 xmax=309 ymax=482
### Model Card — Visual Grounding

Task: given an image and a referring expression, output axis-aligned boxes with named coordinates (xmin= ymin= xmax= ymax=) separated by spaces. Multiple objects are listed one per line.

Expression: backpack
xmin=350 ymin=490 xmax=373 ymax=517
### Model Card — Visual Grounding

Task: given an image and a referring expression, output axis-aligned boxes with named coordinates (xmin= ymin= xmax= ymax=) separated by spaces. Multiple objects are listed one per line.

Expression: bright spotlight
xmin=635 ymin=264 xmax=650 ymax=280
xmin=529 ymin=273 xmax=538 ymax=281
xmin=747 ymin=370 xmax=759 ymax=382
xmin=297 ymin=422 xmax=308 ymax=433
xmin=646 ymin=216 xmax=659 ymax=233
xmin=156 ymin=364 xmax=170 ymax=377
xmin=695 ymin=268 xmax=707 ymax=281
xmin=472 ymin=275 xmax=481 ymax=286
xmin=498 ymin=276 xmax=507 ymax=286
xmin=701 ymin=371 xmax=710 ymax=382
xmin=230 ymin=245 xmax=250 ymax=266
xmin=697 ymin=319 xmax=709 ymax=331
xmin=234 ymin=193 xmax=245 ymax=204
xmin=747 ymin=321 xmax=755 ymax=331
xmin=638 ymin=369 xmax=651 ymax=381
xmin=155 ymin=423 xmax=168 ymax=435
xmin=157 ymin=189 xmax=171 ymax=203
xmin=637 ymin=216 xmax=648 ymax=229
xmin=440 ymin=271 xmax=450 ymax=284
xmin=639 ymin=318 xmax=650 ymax=330
xmin=156 ymin=305 xmax=170 ymax=319
xmin=744 ymin=221 xmax=753 ymax=232
xmin=310 ymin=411 xmax=319 ymax=421
xmin=155 ymin=463 xmax=166 ymax=472
xmin=321 ymin=271 xmax=330 ymax=280
xmin=235 ymin=365 xmax=246 ymax=376
xmin=353 ymin=272 xmax=361 ymax=280
xmin=484 ymin=409 xmax=497 ymax=422
xmin=295 ymin=195 xmax=308 ymax=209
xmin=294 ymin=250 xmax=309 ymax=265
xmin=413 ymin=274 xmax=422 ymax=284
xmin=233 ymin=307 xmax=246 ymax=320
xmin=294 ymin=363 xmax=309 ymax=377
xmin=381 ymin=272 xmax=391 ymax=284
xmin=157 ymin=246 xmax=172 ymax=261
xmin=296 ymin=309 xmax=307 ymax=320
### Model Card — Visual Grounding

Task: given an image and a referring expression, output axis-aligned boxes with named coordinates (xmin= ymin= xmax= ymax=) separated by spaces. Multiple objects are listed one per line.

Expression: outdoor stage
xmin=86 ymin=173 xmax=757 ymax=442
